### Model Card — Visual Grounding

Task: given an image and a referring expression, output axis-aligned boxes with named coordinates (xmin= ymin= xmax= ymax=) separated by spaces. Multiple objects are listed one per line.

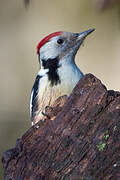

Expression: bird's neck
xmin=39 ymin=55 xmax=82 ymax=86
xmin=58 ymin=55 xmax=83 ymax=81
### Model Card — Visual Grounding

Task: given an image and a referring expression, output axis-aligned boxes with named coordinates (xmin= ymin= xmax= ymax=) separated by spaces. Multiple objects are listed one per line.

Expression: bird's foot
xmin=42 ymin=106 xmax=53 ymax=119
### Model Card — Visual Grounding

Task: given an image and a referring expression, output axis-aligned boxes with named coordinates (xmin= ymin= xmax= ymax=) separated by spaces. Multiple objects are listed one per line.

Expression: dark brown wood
xmin=2 ymin=74 xmax=120 ymax=180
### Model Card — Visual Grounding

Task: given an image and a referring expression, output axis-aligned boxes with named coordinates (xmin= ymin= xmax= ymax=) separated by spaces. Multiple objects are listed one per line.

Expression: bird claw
xmin=42 ymin=109 xmax=51 ymax=119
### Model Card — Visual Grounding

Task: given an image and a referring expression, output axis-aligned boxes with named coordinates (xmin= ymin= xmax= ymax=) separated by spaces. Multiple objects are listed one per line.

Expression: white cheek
xmin=40 ymin=42 xmax=59 ymax=59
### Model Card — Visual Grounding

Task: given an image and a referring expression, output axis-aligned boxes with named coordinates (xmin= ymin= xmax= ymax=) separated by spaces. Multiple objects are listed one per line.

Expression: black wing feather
xmin=30 ymin=75 xmax=42 ymax=121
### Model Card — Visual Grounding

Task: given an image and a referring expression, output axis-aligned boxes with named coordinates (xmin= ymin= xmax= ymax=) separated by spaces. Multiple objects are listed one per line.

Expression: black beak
xmin=77 ymin=28 xmax=95 ymax=40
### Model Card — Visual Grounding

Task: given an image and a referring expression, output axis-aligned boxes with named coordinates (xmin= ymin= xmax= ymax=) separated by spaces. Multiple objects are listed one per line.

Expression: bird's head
xmin=37 ymin=29 xmax=95 ymax=67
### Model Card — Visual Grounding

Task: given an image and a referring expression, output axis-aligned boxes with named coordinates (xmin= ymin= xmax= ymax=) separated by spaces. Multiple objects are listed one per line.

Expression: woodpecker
xmin=30 ymin=29 xmax=95 ymax=125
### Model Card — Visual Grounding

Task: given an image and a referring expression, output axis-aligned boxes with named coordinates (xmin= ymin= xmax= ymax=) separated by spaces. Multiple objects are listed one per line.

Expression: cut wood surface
xmin=2 ymin=74 xmax=120 ymax=180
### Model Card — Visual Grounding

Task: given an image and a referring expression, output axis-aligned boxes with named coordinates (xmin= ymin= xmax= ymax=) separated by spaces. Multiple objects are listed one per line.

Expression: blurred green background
xmin=0 ymin=0 xmax=120 ymax=178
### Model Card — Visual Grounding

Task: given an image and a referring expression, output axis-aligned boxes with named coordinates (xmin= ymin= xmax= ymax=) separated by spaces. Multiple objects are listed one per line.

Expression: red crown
xmin=37 ymin=31 xmax=62 ymax=54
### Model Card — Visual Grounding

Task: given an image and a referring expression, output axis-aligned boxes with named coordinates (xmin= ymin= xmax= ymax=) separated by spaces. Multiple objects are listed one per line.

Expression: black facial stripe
xmin=41 ymin=57 xmax=61 ymax=86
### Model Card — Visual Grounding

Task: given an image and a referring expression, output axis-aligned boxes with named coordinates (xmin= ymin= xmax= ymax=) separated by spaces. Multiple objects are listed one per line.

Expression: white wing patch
xmin=30 ymin=88 xmax=34 ymax=118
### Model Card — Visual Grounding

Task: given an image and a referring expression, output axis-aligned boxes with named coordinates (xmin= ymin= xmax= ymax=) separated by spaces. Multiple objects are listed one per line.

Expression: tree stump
xmin=2 ymin=74 xmax=120 ymax=180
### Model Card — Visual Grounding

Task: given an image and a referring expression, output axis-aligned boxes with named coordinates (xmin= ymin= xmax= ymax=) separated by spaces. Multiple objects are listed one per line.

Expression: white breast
xmin=36 ymin=60 xmax=83 ymax=118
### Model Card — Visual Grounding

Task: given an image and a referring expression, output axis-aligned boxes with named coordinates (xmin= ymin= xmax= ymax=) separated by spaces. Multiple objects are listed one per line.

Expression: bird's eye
xmin=57 ymin=39 xmax=64 ymax=45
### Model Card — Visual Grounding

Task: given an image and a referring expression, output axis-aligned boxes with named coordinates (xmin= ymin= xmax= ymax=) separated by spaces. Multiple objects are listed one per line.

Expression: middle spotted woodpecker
xmin=30 ymin=29 xmax=95 ymax=125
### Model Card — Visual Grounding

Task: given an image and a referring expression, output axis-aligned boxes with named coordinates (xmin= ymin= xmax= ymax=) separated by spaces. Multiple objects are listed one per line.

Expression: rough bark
xmin=2 ymin=74 xmax=120 ymax=180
